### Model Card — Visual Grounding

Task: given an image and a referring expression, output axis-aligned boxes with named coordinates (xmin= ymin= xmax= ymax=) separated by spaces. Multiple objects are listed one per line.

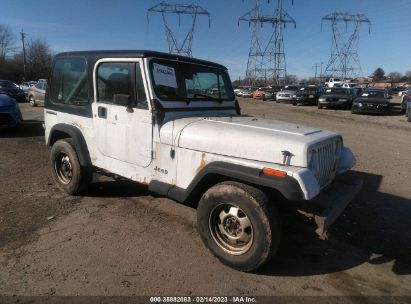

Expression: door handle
xmin=98 ymin=106 xmax=107 ymax=118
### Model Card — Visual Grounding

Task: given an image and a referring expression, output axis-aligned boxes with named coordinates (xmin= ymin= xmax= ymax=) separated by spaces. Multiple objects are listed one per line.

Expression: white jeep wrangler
xmin=44 ymin=50 xmax=362 ymax=271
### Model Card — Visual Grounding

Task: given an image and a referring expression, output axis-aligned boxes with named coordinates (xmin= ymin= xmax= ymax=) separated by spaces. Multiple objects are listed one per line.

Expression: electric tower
xmin=322 ymin=12 xmax=371 ymax=80
xmin=239 ymin=0 xmax=295 ymax=85
xmin=147 ymin=1 xmax=210 ymax=57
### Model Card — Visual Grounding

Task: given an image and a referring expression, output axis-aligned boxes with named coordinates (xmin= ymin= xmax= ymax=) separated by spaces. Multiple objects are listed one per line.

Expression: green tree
xmin=372 ymin=67 xmax=385 ymax=81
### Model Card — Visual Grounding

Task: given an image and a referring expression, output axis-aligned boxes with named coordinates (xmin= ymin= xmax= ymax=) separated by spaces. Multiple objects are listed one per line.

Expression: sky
xmin=2 ymin=0 xmax=411 ymax=80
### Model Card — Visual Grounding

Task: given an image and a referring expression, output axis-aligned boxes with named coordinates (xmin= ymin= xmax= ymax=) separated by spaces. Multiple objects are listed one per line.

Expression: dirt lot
xmin=0 ymin=99 xmax=410 ymax=296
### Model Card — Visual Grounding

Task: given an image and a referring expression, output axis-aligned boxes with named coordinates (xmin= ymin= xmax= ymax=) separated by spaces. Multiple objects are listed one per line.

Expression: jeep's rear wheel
xmin=50 ymin=139 xmax=92 ymax=195
xmin=197 ymin=181 xmax=281 ymax=272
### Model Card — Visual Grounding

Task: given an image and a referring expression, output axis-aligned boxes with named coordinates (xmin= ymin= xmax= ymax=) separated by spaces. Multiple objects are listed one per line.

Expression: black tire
xmin=50 ymin=139 xmax=92 ymax=195
xmin=197 ymin=181 xmax=282 ymax=272
xmin=29 ymin=95 xmax=36 ymax=107
xmin=318 ymin=103 xmax=323 ymax=109
xmin=292 ymin=102 xmax=297 ymax=106
xmin=407 ymin=107 xmax=411 ymax=122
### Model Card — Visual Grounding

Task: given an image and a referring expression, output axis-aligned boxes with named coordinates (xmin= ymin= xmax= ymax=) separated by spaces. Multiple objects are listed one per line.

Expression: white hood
xmin=159 ymin=116 xmax=339 ymax=167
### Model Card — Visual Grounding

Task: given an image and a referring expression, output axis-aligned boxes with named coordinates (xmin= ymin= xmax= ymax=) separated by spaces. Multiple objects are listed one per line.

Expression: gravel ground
xmin=0 ymin=99 xmax=410 ymax=296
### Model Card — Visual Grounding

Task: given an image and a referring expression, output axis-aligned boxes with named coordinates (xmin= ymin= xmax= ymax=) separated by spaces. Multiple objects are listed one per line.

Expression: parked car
xmin=27 ymin=82 xmax=47 ymax=106
xmin=276 ymin=85 xmax=300 ymax=103
xmin=241 ymin=89 xmax=253 ymax=98
xmin=400 ymin=89 xmax=411 ymax=114
xmin=398 ymin=88 xmax=409 ymax=97
xmin=325 ymin=77 xmax=343 ymax=88
xmin=252 ymin=87 xmax=273 ymax=100
xmin=318 ymin=87 xmax=358 ymax=109
xmin=351 ymin=89 xmax=391 ymax=114
xmin=20 ymin=81 xmax=37 ymax=93
xmin=0 ymin=80 xmax=26 ymax=102
xmin=0 ymin=93 xmax=23 ymax=128
xmin=342 ymin=83 xmax=358 ymax=88
xmin=406 ymin=99 xmax=411 ymax=122
xmin=44 ymin=50 xmax=361 ymax=272
xmin=292 ymin=86 xmax=325 ymax=106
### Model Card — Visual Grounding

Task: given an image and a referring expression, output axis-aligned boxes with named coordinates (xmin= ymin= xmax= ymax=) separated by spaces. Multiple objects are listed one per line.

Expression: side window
xmin=97 ymin=62 xmax=133 ymax=105
xmin=50 ymin=58 xmax=88 ymax=105
xmin=97 ymin=62 xmax=148 ymax=109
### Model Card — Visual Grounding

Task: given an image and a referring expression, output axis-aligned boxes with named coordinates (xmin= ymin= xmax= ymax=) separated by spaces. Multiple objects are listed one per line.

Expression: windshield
xmin=283 ymin=86 xmax=299 ymax=91
xmin=150 ymin=59 xmax=234 ymax=102
xmin=299 ymin=87 xmax=317 ymax=93
xmin=362 ymin=90 xmax=386 ymax=98
xmin=326 ymin=88 xmax=350 ymax=95
xmin=0 ymin=80 xmax=18 ymax=88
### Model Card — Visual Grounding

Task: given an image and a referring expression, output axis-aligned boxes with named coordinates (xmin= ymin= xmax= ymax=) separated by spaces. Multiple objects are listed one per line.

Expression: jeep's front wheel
xmin=197 ymin=181 xmax=281 ymax=272
xmin=50 ymin=139 xmax=92 ymax=195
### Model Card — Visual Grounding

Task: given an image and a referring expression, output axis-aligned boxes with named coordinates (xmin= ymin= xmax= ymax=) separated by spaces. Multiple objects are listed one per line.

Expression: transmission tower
xmin=147 ymin=1 xmax=210 ymax=57
xmin=321 ymin=12 xmax=371 ymax=80
xmin=239 ymin=0 xmax=295 ymax=85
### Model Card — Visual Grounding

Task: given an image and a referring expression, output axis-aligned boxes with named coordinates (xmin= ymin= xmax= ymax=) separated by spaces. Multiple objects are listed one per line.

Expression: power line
xmin=147 ymin=1 xmax=210 ymax=57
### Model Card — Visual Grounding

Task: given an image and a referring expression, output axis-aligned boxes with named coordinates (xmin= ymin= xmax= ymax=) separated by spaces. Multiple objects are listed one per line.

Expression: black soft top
xmin=54 ymin=50 xmax=227 ymax=70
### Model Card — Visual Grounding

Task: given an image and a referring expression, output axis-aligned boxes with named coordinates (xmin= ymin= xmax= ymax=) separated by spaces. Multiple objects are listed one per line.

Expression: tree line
xmin=0 ymin=24 xmax=53 ymax=83
xmin=372 ymin=67 xmax=411 ymax=83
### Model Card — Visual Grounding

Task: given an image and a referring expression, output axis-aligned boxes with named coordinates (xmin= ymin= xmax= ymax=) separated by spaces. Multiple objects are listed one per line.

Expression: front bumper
xmin=298 ymin=172 xmax=363 ymax=240
xmin=352 ymin=104 xmax=389 ymax=113
xmin=319 ymin=100 xmax=350 ymax=107
xmin=294 ymin=97 xmax=316 ymax=104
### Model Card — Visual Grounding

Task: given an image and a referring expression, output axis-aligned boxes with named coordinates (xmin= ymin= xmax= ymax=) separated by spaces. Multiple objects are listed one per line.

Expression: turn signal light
xmin=261 ymin=168 xmax=287 ymax=178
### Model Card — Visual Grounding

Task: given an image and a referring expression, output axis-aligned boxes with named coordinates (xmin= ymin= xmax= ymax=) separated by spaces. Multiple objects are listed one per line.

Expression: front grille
xmin=0 ymin=113 xmax=16 ymax=125
xmin=311 ymin=140 xmax=338 ymax=188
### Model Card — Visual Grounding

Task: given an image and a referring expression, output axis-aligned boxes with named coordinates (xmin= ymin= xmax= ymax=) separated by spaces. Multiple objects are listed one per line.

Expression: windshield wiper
xmin=193 ymin=93 xmax=223 ymax=103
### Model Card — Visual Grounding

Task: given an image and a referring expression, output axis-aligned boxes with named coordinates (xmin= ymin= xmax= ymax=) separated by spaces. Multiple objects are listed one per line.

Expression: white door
xmin=93 ymin=59 xmax=152 ymax=167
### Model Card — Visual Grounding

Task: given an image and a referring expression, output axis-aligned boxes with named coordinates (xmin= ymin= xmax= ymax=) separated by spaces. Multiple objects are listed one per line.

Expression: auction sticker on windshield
xmin=153 ymin=63 xmax=178 ymax=88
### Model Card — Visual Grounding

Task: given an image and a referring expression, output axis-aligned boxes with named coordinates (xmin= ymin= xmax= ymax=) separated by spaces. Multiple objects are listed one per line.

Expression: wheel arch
xmin=149 ymin=162 xmax=304 ymax=205
xmin=47 ymin=123 xmax=92 ymax=167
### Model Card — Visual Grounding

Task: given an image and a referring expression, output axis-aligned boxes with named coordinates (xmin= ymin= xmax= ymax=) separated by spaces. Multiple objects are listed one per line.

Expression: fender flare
xmin=48 ymin=123 xmax=92 ymax=167
xmin=149 ymin=162 xmax=304 ymax=202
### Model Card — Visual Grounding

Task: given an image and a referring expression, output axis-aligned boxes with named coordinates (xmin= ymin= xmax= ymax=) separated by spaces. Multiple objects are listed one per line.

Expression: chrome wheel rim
xmin=209 ymin=203 xmax=253 ymax=255
xmin=54 ymin=152 xmax=73 ymax=184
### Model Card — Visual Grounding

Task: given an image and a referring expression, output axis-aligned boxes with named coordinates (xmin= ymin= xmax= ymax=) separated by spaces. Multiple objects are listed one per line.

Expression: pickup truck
xmin=44 ymin=50 xmax=362 ymax=271
xmin=325 ymin=78 xmax=343 ymax=88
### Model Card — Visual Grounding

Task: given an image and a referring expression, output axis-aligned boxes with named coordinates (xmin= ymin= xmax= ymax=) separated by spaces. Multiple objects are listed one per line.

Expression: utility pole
xmin=313 ymin=63 xmax=319 ymax=80
xmin=20 ymin=29 xmax=27 ymax=81
xmin=319 ymin=61 xmax=324 ymax=80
